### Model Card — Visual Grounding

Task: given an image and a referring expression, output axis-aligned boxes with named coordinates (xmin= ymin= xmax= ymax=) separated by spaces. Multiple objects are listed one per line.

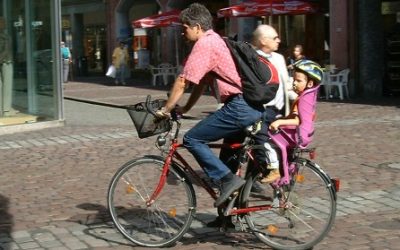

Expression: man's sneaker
xmin=206 ymin=215 xmax=235 ymax=228
xmin=214 ymin=174 xmax=245 ymax=207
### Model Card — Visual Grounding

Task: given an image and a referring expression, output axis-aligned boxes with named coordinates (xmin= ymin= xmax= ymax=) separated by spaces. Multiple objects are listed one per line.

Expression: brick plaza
xmin=1 ymin=79 xmax=400 ymax=249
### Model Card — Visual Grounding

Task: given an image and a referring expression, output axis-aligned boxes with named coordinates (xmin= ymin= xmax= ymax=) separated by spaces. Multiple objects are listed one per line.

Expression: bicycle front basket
xmin=126 ymin=99 xmax=172 ymax=139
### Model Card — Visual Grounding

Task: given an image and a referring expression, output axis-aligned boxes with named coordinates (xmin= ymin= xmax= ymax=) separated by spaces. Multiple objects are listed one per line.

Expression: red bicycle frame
xmin=145 ymin=136 xmax=274 ymax=216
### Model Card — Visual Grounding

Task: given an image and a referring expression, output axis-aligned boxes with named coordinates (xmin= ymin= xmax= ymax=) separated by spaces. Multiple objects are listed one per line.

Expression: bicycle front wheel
xmin=242 ymin=159 xmax=337 ymax=250
xmin=107 ymin=156 xmax=196 ymax=247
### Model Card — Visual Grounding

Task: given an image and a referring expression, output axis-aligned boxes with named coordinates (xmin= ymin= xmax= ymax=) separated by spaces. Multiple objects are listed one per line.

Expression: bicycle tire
xmin=241 ymin=158 xmax=337 ymax=250
xmin=107 ymin=155 xmax=196 ymax=247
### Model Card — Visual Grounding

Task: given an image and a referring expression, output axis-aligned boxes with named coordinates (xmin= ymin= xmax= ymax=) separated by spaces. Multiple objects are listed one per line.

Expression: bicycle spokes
xmin=108 ymin=158 xmax=195 ymax=247
xmin=168 ymin=208 xmax=177 ymax=217
xmin=243 ymin=160 xmax=337 ymax=250
xmin=267 ymin=224 xmax=279 ymax=234
xmin=294 ymin=174 xmax=305 ymax=183
xmin=125 ymin=183 xmax=135 ymax=194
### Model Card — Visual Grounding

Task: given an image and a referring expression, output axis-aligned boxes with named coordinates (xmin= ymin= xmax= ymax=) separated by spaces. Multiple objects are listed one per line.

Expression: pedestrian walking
xmin=61 ymin=41 xmax=72 ymax=83
xmin=112 ymin=41 xmax=129 ymax=85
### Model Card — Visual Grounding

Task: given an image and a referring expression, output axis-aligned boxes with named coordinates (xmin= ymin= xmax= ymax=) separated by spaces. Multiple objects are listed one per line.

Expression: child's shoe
xmin=260 ymin=169 xmax=280 ymax=183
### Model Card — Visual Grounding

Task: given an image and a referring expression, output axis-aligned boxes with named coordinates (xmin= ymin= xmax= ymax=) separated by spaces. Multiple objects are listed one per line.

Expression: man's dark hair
xmin=179 ymin=3 xmax=213 ymax=31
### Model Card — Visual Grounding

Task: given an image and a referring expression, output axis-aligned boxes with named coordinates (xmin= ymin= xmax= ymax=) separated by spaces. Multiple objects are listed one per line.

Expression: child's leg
xmin=260 ymin=143 xmax=280 ymax=183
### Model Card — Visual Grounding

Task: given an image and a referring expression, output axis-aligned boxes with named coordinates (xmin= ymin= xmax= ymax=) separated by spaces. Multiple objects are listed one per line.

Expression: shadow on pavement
xmin=0 ymin=194 xmax=13 ymax=250
xmin=68 ymin=203 xmax=133 ymax=247
xmin=69 ymin=202 xmax=263 ymax=249
xmin=68 ymin=203 xmax=111 ymax=225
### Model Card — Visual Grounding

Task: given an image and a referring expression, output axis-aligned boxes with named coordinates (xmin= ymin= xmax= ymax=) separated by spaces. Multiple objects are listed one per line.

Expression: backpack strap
xmin=258 ymin=56 xmax=279 ymax=85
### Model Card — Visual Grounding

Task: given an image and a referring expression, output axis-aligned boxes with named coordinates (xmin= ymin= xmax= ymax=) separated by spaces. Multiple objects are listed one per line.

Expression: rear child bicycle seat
xmin=267 ymin=85 xmax=320 ymax=185
xmin=269 ymin=85 xmax=320 ymax=149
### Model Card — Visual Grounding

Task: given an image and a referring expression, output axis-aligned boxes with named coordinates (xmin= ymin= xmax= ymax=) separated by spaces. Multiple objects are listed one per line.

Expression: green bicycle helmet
xmin=294 ymin=59 xmax=323 ymax=83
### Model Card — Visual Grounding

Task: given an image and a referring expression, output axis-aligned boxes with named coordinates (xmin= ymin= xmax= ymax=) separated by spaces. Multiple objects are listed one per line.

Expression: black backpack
xmin=224 ymin=38 xmax=279 ymax=108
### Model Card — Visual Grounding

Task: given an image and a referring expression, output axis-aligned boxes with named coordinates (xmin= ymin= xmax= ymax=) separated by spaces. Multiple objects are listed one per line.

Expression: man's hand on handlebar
xmin=155 ymin=107 xmax=170 ymax=119
xmin=155 ymin=106 xmax=183 ymax=121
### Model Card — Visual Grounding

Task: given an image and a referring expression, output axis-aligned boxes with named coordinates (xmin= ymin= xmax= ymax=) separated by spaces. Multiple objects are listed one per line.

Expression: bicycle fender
xmin=142 ymin=154 xmax=165 ymax=161
xmin=303 ymin=159 xmax=338 ymax=200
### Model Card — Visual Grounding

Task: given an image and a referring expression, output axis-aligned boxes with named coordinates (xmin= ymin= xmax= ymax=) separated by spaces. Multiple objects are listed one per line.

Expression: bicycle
xmin=107 ymin=92 xmax=339 ymax=250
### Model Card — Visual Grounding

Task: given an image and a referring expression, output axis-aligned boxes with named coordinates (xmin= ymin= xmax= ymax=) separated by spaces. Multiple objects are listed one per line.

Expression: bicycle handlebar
xmin=145 ymin=95 xmax=156 ymax=116
xmin=145 ymin=95 xmax=182 ymax=122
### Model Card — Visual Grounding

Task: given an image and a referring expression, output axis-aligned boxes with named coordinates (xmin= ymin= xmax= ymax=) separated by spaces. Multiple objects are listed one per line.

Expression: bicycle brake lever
xmin=170 ymin=106 xmax=183 ymax=121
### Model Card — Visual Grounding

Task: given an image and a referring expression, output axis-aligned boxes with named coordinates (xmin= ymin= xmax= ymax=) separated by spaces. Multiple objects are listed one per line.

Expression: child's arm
xmin=270 ymin=97 xmax=300 ymax=131
xmin=269 ymin=114 xmax=300 ymax=131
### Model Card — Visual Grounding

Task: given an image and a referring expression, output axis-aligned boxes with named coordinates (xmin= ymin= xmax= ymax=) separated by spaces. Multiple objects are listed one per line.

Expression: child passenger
xmin=260 ymin=60 xmax=324 ymax=183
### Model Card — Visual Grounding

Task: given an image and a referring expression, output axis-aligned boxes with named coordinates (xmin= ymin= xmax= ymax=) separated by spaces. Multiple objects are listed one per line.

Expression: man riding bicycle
xmin=156 ymin=3 xmax=275 ymax=207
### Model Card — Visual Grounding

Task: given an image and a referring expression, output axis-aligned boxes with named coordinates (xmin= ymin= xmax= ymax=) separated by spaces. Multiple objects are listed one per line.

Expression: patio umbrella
xmin=132 ymin=9 xmax=181 ymax=66
xmin=132 ymin=9 xmax=181 ymax=28
xmin=217 ymin=0 xmax=318 ymax=18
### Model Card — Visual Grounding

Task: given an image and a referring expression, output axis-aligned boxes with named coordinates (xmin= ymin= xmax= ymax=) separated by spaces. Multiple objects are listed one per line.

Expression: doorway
xmin=0 ymin=0 xmax=60 ymax=125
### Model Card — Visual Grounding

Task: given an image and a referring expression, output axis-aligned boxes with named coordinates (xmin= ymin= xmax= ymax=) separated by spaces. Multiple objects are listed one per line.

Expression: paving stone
xmin=0 ymin=242 xmax=20 ymax=250
xmin=38 ymin=240 xmax=64 ymax=248
xmin=1 ymin=81 xmax=400 ymax=250
xmin=0 ymin=236 xmax=12 ymax=243
xmin=32 ymin=232 xmax=56 ymax=242
xmin=11 ymin=232 xmax=30 ymax=239
xmin=64 ymin=241 xmax=88 ymax=250
xmin=46 ymin=247 xmax=69 ymax=250
xmin=18 ymin=241 xmax=40 ymax=249
xmin=13 ymin=238 xmax=33 ymax=244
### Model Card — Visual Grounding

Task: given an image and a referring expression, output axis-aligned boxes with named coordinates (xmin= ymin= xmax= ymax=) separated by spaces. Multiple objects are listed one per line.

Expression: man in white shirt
xmin=252 ymin=24 xmax=294 ymax=116
xmin=251 ymin=24 xmax=295 ymax=183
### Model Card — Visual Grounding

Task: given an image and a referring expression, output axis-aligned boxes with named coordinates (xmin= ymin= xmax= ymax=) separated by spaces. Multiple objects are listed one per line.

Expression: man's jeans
xmin=183 ymin=95 xmax=263 ymax=180
xmin=219 ymin=107 xmax=277 ymax=175
xmin=116 ymin=64 xmax=127 ymax=83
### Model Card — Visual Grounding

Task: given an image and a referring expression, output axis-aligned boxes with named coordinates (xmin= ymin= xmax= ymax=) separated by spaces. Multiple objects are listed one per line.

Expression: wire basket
xmin=127 ymin=99 xmax=172 ymax=139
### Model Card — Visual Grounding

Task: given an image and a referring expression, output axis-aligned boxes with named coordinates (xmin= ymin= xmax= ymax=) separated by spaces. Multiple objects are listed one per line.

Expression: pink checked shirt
xmin=180 ymin=30 xmax=242 ymax=103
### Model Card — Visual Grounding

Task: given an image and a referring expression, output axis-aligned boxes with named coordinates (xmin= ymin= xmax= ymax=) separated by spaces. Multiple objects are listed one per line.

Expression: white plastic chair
xmin=319 ymin=71 xmax=331 ymax=100
xmin=327 ymin=68 xmax=350 ymax=100
xmin=149 ymin=63 xmax=177 ymax=86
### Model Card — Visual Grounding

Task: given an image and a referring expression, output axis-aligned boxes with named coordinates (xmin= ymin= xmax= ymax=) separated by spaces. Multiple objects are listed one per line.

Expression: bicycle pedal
xmin=224 ymin=196 xmax=238 ymax=216
xmin=224 ymin=191 xmax=239 ymax=202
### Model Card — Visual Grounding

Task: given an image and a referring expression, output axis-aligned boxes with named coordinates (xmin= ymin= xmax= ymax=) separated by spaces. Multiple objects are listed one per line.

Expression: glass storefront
xmin=84 ymin=25 xmax=107 ymax=75
xmin=0 ymin=0 xmax=62 ymax=128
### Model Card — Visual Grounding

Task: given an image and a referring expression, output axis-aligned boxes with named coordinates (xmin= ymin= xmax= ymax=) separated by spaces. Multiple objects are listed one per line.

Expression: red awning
xmin=217 ymin=0 xmax=318 ymax=18
xmin=132 ymin=10 xmax=181 ymax=29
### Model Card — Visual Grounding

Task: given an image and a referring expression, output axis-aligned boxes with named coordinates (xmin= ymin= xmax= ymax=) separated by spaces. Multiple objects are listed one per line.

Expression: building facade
xmin=0 ymin=0 xmax=64 ymax=134
xmin=61 ymin=0 xmax=400 ymax=99
xmin=2 ymin=0 xmax=398 ymax=132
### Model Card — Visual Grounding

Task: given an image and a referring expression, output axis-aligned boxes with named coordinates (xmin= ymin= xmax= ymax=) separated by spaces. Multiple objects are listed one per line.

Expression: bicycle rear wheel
xmin=108 ymin=156 xmax=196 ymax=247
xmin=241 ymin=159 xmax=336 ymax=250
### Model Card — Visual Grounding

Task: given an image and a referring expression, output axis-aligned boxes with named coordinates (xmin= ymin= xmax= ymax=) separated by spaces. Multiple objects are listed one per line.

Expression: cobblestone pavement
xmin=1 ymin=79 xmax=400 ymax=250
